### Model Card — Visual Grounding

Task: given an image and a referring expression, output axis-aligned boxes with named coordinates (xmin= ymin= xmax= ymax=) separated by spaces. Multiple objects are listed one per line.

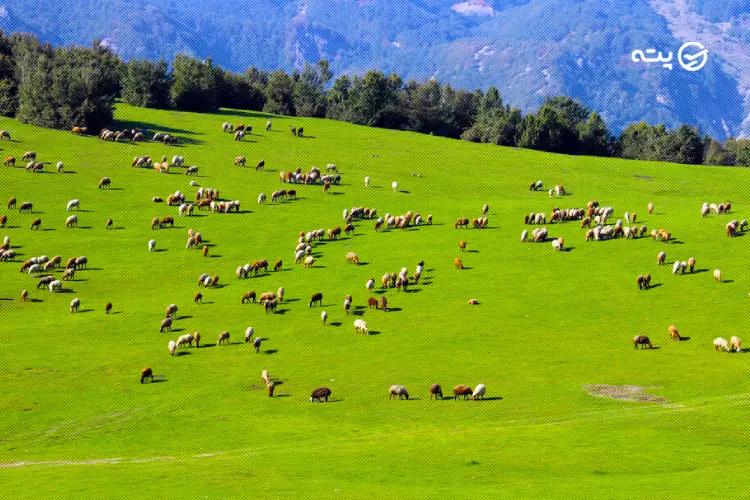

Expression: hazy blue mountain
xmin=0 ymin=0 xmax=747 ymax=137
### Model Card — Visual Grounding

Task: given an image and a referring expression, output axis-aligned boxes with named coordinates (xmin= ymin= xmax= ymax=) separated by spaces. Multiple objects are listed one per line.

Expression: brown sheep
xmin=194 ymin=332 xmax=201 ymax=348
xmin=264 ymin=299 xmax=278 ymax=314
xmin=140 ymin=367 xmax=154 ymax=384
xmin=633 ymin=335 xmax=652 ymax=349
xmin=217 ymin=331 xmax=230 ymax=345
xmin=668 ymin=325 xmax=680 ymax=341
xmin=274 ymin=259 xmax=282 ymax=272
xmin=211 ymin=275 xmax=219 ymax=287
xmin=688 ymin=257 xmax=695 ymax=273
xmin=0 ymin=215 xmax=7 ymax=228
xmin=202 ymin=245 xmax=209 ymax=257
xmin=380 ymin=296 xmax=388 ymax=311
xmin=4 ymin=156 xmax=15 ymax=167
xmin=346 ymin=252 xmax=360 ymax=265
xmin=105 ymin=302 xmax=112 ymax=314
xmin=252 ymin=260 xmax=269 ymax=275
xmin=106 ymin=218 xmax=113 ymax=229
xmin=18 ymin=201 xmax=32 ymax=212
xmin=160 ymin=317 xmax=172 ymax=332
xmin=430 ymin=384 xmax=443 ymax=400
xmin=21 ymin=289 xmax=28 ymax=302
xmin=160 ymin=216 xmax=174 ymax=228
xmin=242 ymin=291 xmax=257 ymax=304
xmin=151 ymin=218 xmax=160 ymax=230
xmin=453 ymin=385 xmax=473 ymax=400
xmin=468 ymin=299 xmax=479 ymax=305
xmin=255 ymin=159 xmax=265 ymax=171
xmin=194 ymin=292 xmax=203 ymax=304
xmin=459 ymin=240 xmax=467 ymax=252
xmin=454 ymin=218 xmax=469 ymax=229
xmin=30 ymin=218 xmax=41 ymax=230
xmin=368 ymin=297 xmax=379 ymax=309
xmin=310 ymin=387 xmax=331 ymax=402
xmin=454 ymin=258 xmax=464 ymax=270
xmin=259 ymin=292 xmax=275 ymax=303
xmin=98 ymin=177 xmax=111 ymax=189
xmin=309 ymin=292 xmax=323 ymax=307
xmin=234 ymin=156 xmax=246 ymax=167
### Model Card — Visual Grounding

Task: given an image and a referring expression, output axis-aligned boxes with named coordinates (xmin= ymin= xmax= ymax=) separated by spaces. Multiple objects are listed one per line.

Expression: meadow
xmin=1 ymin=103 xmax=750 ymax=499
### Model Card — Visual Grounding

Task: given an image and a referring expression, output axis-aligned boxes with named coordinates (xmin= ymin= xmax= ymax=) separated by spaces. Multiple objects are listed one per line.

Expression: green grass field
xmin=1 ymin=103 xmax=750 ymax=499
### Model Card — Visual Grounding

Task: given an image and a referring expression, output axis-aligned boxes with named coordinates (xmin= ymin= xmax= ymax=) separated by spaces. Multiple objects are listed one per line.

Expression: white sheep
xmin=320 ymin=310 xmax=328 ymax=325
xmin=714 ymin=337 xmax=729 ymax=352
xmin=552 ymin=238 xmax=563 ymax=251
xmin=177 ymin=333 xmax=194 ymax=348
xmin=389 ymin=385 xmax=409 ymax=400
xmin=366 ymin=278 xmax=375 ymax=293
xmin=169 ymin=340 xmax=176 ymax=356
xmin=28 ymin=264 xmax=40 ymax=275
xmin=245 ymin=327 xmax=255 ymax=343
xmin=624 ymin=212 xmax=630 ymax=224
xmin=365 ymin=176 xmax=370 ymax=187
xmin=672 ymin=261 xmax=681 ymax=275
xmin=392 ymin=181 xmax=398 ymax=193
xmin=343 ymin=208 xmax=349 ymax=221
xmin=548 ymin=189 xmax=554 ymax=198
xmin=70 ymin=298 xmax=80 ymax=313
xmin=295 ymin=250 xmax=305 ymax=263
xmin=730 ymin=336 xmax=742 ymax=353
xmin=49 ymin=280 xmax=62 ymax=292
xmin=66 ymin=199 xmax=80 ymax=211
xmin=277 ymin=287 xmax=284 ymax=302
xmin=354 ymin=319 xmax=368 ymax=334
xmin=189 ymin=180 xmax=197 ymax=187
xmin=472 ymin=384 xmax=486 ymax=400
xmin=714 ymin=269 xmax=722 ymax=282
xmin=148 ymin=239 xmax=156 ymax=252
xmin=262 ymin=370 xmax=270 ymax=384
xmin=56 ymin=161 xmax=64 ymax=173
xmin=701 ymin=203 xmax=709 ymax=217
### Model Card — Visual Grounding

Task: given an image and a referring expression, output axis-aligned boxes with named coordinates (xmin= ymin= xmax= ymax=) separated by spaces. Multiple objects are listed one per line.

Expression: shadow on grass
xmin=265 ymin=349 xmax=278 ymax=355
xmin=176 ymin=351 xmax=191 ymax=356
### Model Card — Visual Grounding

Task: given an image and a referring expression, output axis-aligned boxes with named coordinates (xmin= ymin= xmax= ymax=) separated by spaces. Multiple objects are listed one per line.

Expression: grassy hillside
xmin=1 ymin=103 xmax=749 ymax=499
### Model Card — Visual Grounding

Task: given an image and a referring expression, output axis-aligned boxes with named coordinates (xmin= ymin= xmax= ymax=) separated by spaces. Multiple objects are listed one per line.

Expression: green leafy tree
xmin=264 ymin=70 xmax=296 ymax=116
xmin=121 ymin=59 xmax=171 ymax=109
xmin=170 ymin=55 xmax=221 ymax=112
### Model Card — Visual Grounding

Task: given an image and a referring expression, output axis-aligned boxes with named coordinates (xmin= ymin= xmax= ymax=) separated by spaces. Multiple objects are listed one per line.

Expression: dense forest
xmin=0 ymin=31 xmax=747 ymax=167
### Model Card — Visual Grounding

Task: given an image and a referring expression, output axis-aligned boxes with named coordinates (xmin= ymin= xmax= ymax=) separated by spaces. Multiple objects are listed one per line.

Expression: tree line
xmin=0 ymin=30 xmax=747 ymax=167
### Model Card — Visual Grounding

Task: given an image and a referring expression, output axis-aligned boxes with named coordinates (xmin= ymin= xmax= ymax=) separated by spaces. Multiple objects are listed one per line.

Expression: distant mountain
xmin=0 ymin=0 xmax=747 ymax=137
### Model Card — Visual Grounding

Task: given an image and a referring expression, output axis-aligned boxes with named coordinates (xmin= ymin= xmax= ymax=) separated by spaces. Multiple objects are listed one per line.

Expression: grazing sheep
xmin=672 ymin=261 xmax=681 ymax=275
xmin=472 ymin=384 xmax=486 ymax=400
xmin=657 ymin=251 xmax=666 ymax=265
xmin=106 ymin=218 xmax=113 ymax=230
xmin=389 ymin=385 xmax=409 ymax=400
xmin=49 ymin=280 xmax=62 ymax=292
xmin=368 ymin=297 xmax=379 ymax=309
xmin=176 ymin=334 xmax=194 ymax=348
xmin=62 ymin=268 xmax=75 ymax=281
xmin=309 ymin=292 xmax=323 ymax=307
xmin=70 ymin=298 xmax=80 ymax=313
xmin=310 ymin=387 xmax=332 ymax=402
xmin=380 ymin=296 xmax=388 ymax=311
xmin=430 ymin=384 xmax=443 ymax=400
xmin=346 ymin=252 xmax=360 ymax=265
xmin=688 ymin=257 xmax=695 ymax=273
xmin=160 ymin=317 xmax=172 ymax=332
xmin=65 ymin=215 xmax=78 ymax=228
xmin=241 ymin=290 xmax=257 ymax=304
xmin=148 ymin=240 xmax=156 ymax=252
xmin=66 ymin=199 xmax=80 ymax=211
xmin=668 ymin=325 xmax=681 ymax=341
xmin=169 ymin=341 xmax=176 ymax=356
xmin=453 ymin=385 xmax=473 ymax=400
xmin=245 ymin=327 xmax=255 ymax=343
xmin=454 ymin=258 xmax=464 ymax=270
xmin=274 ymin=259 xmax=282 ymax=272
xmin=344 ymin=296 xmax=351 ymax=314
xmin=714 ymin=337 xmax=729 ymax=352
xmin=262 ymin=370 xmax=271 ymax=385
xmin=365 ymin=176 xmax=370 ymax=187
xmin=714 ymin=269 xmax=722 ymax=282
xmin=140 ymin=367 xmax=154 ymax=384
xmin=648 ymin=202 xmax=654 ymax=214
xmin=165 ymin=304 xmax=178 ymax=318
xmin=366 ymin=278 xmax=375 ymax=294
xmin=321 ymin=311 xmax=328 ymax=325
xmin=303 ymin=256 xmax=315 ymax=268
xmin=354 ymin=319 xmax=368 ymax=334
xmin=30 ymin=218 xmax=41 ymax=230
xmin=266 ymin=120 xmax=272 ymax=131
xmin=264 ymin=298 xmax=278 ymax=314
xmin=392 ymin=181 xmax=398 ymax=193
xmin=99 ymin=177 xmax=111 ymax=189
xmin=730 ymin=336 xmax=741 ymax=353
xmin=217 ymin=331 xmax=231 ymax=345
xmin=552 ymin=238 xmax=564 ymax=251
xmin=468 ymin=299 xmax=479 ymax=305
xmin=633 ymin=335 xmax=652 ymax=349
xmin=105 ymin=302 xmax=112 ymax=314
xmin=21 ymin=289 xmax=28 ymax=302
